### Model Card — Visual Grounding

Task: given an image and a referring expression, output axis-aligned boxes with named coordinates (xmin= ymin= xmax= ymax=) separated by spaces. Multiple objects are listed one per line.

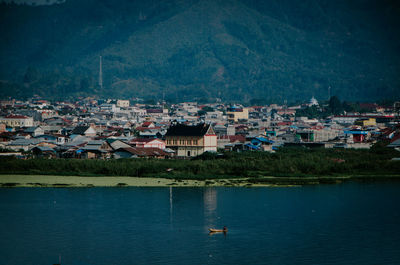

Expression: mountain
xmin=0 ymin=0 xmax=399 ymax=103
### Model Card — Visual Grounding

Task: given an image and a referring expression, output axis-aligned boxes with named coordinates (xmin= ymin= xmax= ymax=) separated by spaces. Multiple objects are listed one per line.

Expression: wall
xmin=204 ymin=135 xmax=217 ymax=152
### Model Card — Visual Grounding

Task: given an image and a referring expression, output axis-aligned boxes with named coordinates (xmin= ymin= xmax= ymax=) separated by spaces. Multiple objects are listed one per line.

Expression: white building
xmin=99 ymin=104 xmax=119 ymax=113
xmin=309 ymin=97 xmax=319 ymax=106
xmin=117 ymin=100 xmax=130 ymax=108
xmin=0 ymin=115 xmax=34 ymax=127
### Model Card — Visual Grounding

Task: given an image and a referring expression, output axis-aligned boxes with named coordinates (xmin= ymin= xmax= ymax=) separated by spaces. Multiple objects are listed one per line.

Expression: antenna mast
xmin=328 ymin=85 xmax=331 ymax=100
xmin=99 ymin=56 xmax=103 ymax=89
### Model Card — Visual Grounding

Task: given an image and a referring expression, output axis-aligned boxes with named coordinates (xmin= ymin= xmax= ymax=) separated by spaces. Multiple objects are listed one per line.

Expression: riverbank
xmin=0 ymin=174 xmax=274 ymax=187
xmin=1 ymin=174 xmax=400 ymax=188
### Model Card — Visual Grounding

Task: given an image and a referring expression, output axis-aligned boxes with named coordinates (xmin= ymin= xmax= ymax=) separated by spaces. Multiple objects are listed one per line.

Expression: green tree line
xmin=0 ymin=147 xmax=399 ymax=179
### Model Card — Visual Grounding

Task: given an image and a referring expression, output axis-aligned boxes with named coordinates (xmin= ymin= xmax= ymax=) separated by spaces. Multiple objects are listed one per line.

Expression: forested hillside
xmin=0 ymin=0 xmax=399 ymax=103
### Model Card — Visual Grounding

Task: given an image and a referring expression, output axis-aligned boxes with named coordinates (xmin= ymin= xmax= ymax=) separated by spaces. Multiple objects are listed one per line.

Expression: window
xmin=193 ymin=140 xmax=198 ymax=145
xmin=187 ymin=140 xmax=192 ymax=145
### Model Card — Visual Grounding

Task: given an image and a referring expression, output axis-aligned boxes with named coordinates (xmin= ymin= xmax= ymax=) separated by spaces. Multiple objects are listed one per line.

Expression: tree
xmin=328 ymin=96 xmax=343 ymax=115
xmin=295 ymin=105 xmax=324 ymax=119
xmin=202 ymin=106 xmax=214 ymax=112
xmin=197 ymin=110 xmax=207 ymax=116
xmin=342 ymin=101 xmax=354 ymax=112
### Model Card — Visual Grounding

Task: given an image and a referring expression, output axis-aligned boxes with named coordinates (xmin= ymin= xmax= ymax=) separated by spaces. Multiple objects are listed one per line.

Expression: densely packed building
xmin=0 ymin=97 xmax=399 ymax=159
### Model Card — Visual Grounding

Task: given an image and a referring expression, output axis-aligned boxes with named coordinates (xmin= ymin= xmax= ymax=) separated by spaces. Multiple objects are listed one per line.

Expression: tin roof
xmin=165 ymin=123 xmax=212 ymax=137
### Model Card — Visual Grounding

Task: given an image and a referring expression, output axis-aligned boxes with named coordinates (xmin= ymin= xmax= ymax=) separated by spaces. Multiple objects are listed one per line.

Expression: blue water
xmin=0 ymin=182 xmax=400 ymax=265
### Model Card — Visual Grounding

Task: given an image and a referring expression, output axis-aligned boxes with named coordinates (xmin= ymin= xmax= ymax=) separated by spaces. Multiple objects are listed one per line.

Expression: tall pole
xmin=99 ymin=56 xmax=103 ymax=90
xmin=328 ymin=85 xmax=331 ymax=100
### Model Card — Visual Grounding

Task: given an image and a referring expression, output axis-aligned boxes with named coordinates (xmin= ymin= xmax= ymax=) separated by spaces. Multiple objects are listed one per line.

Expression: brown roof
xmin=130 ymin=138 xmax=161 ymax=144
xmin=5 ymin=114 xmax=28 ymax=119
xmin=146 ymin=109 xmax=163 ymax=114
xmin=218 ymin=135 xmax=246 ymax=143
xmin=115 ymin=147 xmax=168 ymax=157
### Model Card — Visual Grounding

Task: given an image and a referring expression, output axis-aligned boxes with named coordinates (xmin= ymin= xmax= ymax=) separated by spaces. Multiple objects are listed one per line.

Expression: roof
xmin=387 ymin=139 xmax=400 ymax=148
xmin=32 ymin=146 xmax=55 ymax=152
xmin=344 ymin=130 xmax=368 ymax=135
xmin=52 ymin=133 xmax=67 ymax=138
xmin=227 ymin=106 xmax=243 ymax=112
xmin=108 ymin=139 xmax=131 ymax=150
xmin=359 ymin=103 xmax=378 ymax=109
xmin=139 ymin=131 xmax=159 ymax=136
xmin=142 ymin=121 xmax=154 ymax=127
xmin=71 ymin=126 xmax=91 ymax=135
xmin=135 ymin=126 xmax=161 ymax=132
xmin=165 ymin=123 xmax=213 ymax=137
xmin=9 ymin=138 xmax=41 ymax=146
xmin=115 ymin=147 xmax=168 ymax=157
xmin=4 ymin=114 xmax=29 ymax=119
xmin=254 ymin=137 xmax=274 ymax=144
xmin=35 ymin=135 xmax=57 ymax=140
xmin=130 ymin=138 xmax=162 ymax=143
xmin=0 ymin=132 xmax=16 ymax=139
xmin=25 ymin=127 xmax=41 ymax=133
xmin=218 ymin=135 xmax=246 ymax=143
xmin=277 ymin=121 xmax=292 ymax=126
xmin=86 ymin=140 xmax=105 ymax=146
xmin=146 ymin=109 xmax=163 ymax=114
xmin=245 ymin=143 xmax=260 ymax=150
xmin=80 ymin=146 xmax=106 ymax=152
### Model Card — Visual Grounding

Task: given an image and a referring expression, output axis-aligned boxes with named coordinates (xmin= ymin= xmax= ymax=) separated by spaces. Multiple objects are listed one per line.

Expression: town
xmin=0 ymin=96 xmax=399 ymax=160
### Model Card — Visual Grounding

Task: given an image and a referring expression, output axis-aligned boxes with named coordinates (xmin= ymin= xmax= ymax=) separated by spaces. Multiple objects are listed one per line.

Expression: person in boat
xmin=209 ymin=226 xmax=228 ymax=233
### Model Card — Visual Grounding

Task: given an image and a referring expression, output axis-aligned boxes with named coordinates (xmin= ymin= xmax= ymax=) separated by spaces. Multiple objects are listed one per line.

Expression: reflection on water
xmin=169 ymin=186 xmax=173 ymax=225
xmin=204 ymin=188 xmax=218 ymax=229
xmin=168 ymin=187 xmax=219 ymax=230
xmin=204 ymin=188 xmax=217 ymax=213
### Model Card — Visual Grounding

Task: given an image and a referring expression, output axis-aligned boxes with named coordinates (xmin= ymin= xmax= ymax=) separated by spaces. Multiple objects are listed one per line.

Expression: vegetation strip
xmin=1 ymin=174 xmax=400 ymax=188
xmin=1 ymin=148 xmax=399 ymax=180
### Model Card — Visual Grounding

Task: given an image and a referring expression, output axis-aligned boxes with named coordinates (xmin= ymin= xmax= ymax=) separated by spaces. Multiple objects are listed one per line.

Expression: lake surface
xmin=1 ymin=182 xmax=400 ymax=265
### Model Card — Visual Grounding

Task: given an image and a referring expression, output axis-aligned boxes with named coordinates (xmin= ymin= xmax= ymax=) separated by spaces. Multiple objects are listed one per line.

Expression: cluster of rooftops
xmin=0 ymin=97 xmax=399 ymax=159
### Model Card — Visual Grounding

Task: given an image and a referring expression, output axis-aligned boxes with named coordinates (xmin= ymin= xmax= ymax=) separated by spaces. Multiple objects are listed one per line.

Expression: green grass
xmin=0 ymin=147 xmax=399 ymax=180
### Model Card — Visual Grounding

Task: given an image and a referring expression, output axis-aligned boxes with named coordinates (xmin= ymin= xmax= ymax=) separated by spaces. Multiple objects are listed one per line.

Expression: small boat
xmin=209 ymin=227 xmax=228 ymax=233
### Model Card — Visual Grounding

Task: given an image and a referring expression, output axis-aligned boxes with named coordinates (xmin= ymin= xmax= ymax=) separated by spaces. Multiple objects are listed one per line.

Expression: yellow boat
xmin=209 ymin=227 xmax=227 ymax=233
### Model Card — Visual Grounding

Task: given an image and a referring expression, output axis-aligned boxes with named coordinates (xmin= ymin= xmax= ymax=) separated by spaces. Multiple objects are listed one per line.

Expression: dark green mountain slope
xmin=0 ymin=0 xmax=399 ymax=103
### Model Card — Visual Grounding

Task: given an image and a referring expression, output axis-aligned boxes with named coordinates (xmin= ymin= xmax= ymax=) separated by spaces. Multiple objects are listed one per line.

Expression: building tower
xmin=99 ymin=56 xmax=103 ymax=89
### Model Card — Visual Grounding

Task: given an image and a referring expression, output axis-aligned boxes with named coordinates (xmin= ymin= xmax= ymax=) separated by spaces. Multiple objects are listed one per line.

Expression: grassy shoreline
xmin=0 ymin=174 xmax=277 ymax=188
xmin=1 ymin=148 xmax=399 ymax=187
xmin=1 ymin=174 xmax=400 ymax=188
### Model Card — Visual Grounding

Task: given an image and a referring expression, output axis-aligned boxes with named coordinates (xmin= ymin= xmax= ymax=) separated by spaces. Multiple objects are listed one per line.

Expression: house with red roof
xmin=141 ymin=121 xmax=155 ymax=128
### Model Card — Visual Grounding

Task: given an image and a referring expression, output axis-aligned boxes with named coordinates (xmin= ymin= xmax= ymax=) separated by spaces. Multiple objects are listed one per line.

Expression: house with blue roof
xmin=250 ymin=136 xmax=274 ymax=151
